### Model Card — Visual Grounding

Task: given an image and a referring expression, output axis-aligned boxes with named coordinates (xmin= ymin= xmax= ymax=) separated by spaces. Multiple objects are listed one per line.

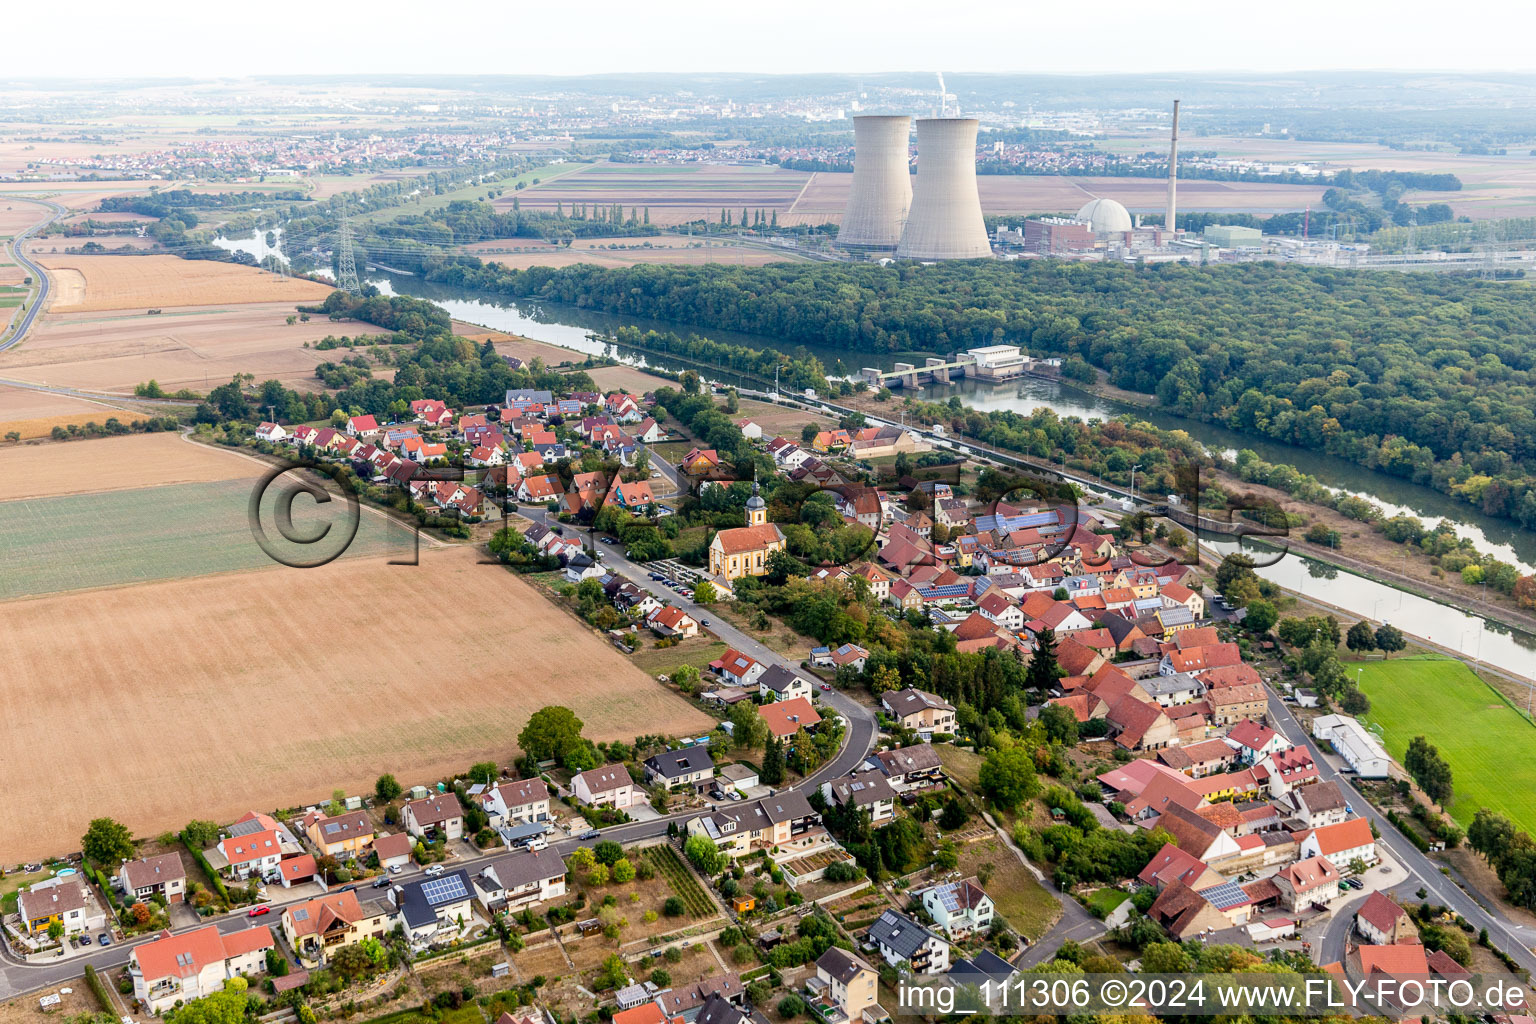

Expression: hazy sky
xmin=8 ymin=0 xmax=1536 ymax=79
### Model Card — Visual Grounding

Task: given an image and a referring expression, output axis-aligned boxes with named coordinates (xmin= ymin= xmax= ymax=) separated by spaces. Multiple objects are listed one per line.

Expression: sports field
xmin=0 ymin=474 xmax=409 ymax=600
xmin=0 ymin=544 xmax=714 ymax=860
xmin=1357 ymin=655 xmax=1536 ymax=831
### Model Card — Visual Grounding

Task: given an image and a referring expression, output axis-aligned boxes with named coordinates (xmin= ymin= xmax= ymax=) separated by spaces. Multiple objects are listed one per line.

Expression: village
xmin=1 ymin=374 xmax=1511 ymax=1024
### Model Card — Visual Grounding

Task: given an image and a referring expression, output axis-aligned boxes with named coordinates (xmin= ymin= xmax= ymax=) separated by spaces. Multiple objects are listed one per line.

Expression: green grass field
xmin=1357 ymin=655 xmax=1536 ymax=831
xmin=0 ymin=477 xmax=409 ymax=600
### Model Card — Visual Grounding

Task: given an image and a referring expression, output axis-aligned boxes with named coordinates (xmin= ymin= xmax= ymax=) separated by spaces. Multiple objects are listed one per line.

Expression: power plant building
xmin=1203 ymin=224 xmax=1262 ymax=247
xmin=896 ymin=118 xmax=991 ymax=260
xmin=1075 ymin=198 xmax=1134 ymax=235
xmin=1022 ymin=217 xmax=1096 ymax=254
xmin=839 ymin=115 xmax=913 ymax=251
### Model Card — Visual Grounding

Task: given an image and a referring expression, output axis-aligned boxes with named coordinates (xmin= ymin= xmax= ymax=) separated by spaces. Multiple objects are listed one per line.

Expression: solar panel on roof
xmin=1198 ymin=881 xmax=1250 ymax=910
xmin=421 ymin=875 xmax=469 ymax=905
xmin=929 ymin=883 xmax=962 ymax=912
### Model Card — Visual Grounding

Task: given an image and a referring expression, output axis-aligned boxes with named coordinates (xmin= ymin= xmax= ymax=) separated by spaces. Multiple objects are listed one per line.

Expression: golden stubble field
xmin=36 ymin=254 xmax=331 ymax=312
xmin=0 ymin=543 xmax=714 ymax=859
xmin=0 ymin=384 xmax=138 ymax=440
xmin=0 ymin=431 xmax=256 ymax=501
xmin=0 ymin=302 xmax=349 ymax=394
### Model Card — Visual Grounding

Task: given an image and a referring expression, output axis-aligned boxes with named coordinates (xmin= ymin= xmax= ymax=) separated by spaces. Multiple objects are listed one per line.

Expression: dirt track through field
xmin=0 ymin=544 xmax=714 ymax=859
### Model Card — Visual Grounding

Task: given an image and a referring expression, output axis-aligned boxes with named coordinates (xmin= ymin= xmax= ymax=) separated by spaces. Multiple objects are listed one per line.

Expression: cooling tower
xmin=839 ymin=115 xmax=913 ymax=250
xmin=897 ymin=117 xmax=990 ymax=260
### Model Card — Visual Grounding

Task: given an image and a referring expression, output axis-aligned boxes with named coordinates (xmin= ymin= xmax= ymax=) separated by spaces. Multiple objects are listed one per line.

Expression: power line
xmin=336 ymin=205 xmax=360 ymax=292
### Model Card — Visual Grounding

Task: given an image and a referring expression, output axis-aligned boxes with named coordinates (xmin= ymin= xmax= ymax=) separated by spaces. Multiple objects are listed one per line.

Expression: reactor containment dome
xmin=896 ymin=117 xmax=990 ymax=260
xmin=1075 ymin=198 xmax=1133 ymax=234
xmin=839 ymin=115 xmax=913 ymax=250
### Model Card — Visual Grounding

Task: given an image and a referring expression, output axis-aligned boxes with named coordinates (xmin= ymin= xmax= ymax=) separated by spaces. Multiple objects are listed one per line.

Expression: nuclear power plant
xmin=839 ymin=114 xmax=990 ymax=260
xmin=838 ymin=115 xmax=913 ymax=250
xmin=898 ymin=118 xmax=991 ymax=259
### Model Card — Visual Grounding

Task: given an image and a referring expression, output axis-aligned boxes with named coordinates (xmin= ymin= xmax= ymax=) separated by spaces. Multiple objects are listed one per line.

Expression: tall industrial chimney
xmin=839 ymin=115 xmax=913 ymax=251
xmin=897 ymin=117 xmax=990 ymax=260
xmin=1165 ymin=99 xmax=1181 ymax=235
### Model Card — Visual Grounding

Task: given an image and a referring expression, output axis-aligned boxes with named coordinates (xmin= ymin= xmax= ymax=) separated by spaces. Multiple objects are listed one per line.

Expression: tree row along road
xmin=0 ymin=510 xmax=877 ymax=999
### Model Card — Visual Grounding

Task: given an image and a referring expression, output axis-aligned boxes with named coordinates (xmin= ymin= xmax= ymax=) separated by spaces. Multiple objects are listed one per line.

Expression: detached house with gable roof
xmin=868 ymin=909 xmax=949 ymax=974
xmin=118 ymin=853 xmax=187 ymax=905
xmin=758 ymin=664 xmax=813 ymax=704
xmin=304 ymin=809 xmax=375 ymax=860
xmin=130 ymin=924 xmax=276 ymax=1014
xmin=918 ymin=880 xmax=994 ymax=939
xmin=402 ymin=793 xmax=465 ymax=841
xmin=474 ymin=779 xmax=551 ymax=830
xmin=573 ymin=765 xmax=640 ymax=809
xmin=281 ymin=890 xmax=396 ymax=967
xmin=881 ymin=688 xmax=957 ymax=736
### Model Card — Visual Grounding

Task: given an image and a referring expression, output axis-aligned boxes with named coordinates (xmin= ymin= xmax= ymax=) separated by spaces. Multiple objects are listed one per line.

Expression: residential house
xmin=1155 ymin=802 xmax=1242 ymax=864
xmin=977 ymin=590 xmax=1025 ymax=631
xmin=822 ymin=771 xmax=897 ymax=824
xmin=471 ymin=849 xmax=568 ymax=914
xmin=1158 ymin=738 xmax=1239 ymax=778
xmin=1355 ymin=891 xmax=1417 ymax=945
xmin=130 ymin=924 xmax=275 ymax=1014
xmin=17 ymin=878 xmax=104 ymax=937
xmin=918 ymin=880 xmax=994 ymax=939
xmin=255 ymin=422 xmax=287 ymax=442
xmin=758 ymin=697 xmax=822 ymax=741
xmin=402 ymin=793 xmax=465 ymax=841
xmin=1225 ymin=720 xmax=1286 ymax=764
xmin=1272 ymin=856 xmax=1340 ymax=912
xmin=1106 ymin=696 xmax=1179 ymax=751
xmin=758 ymin=664 xmax=813 ymax=703
xmin=1141 ymin=671 xmax=1204 ymax=707
xmin=830 ymin=643 xmax=870 ymax=672
xmin=611 ymin=480 xmax=656 ymax=510
xmin=868 ymin=909 xmax=950 ymax=974
xmin=573 ymin=766 xmax=640 ymax=809
xmin=647 ymin=605 xmax=699 ymax=639
xmin=812 ymin=947 xmax=880 ymax=1024
xmin=118 ymin=853 xmax=187 ymax=905
xmin=1136 ymin=843 xmax=1225 ymax=892
xmin=304 ymin=810 xmax=375 ymax=860
xmin=1161 ymin=581 xmax=1205 ymax=618
xmin=711 ymin=648 xmax=765 ymax=688
xmin=686 ymin=792 xmax=823 ymax=860
xmin=345 ymin=414 xmax=379 ymax=437
xmin=866 ymin=744 xmax=945 ymax=795
xmin=281 ymin=891 xmax=396 ymax=966
xmin=881 ymin=688 xmax=958 ymax=736
xmin=393 ymin=869 xmax=477 ymax=946
xmin=1299 ymin=817 xmax=1376 ymax=872
xmin=216 ymin=813 xmax=289 ymax=881
xmin=474 ymin=779 xmax=551 ymax=829
xmin=1292 ymin=780 xmax=1350 ymax=829
xmin=1208 ymin=684 xmax=1269 ymax=726
xmin=644 ymin=747 xmax=715 ymax=790
xmin=680 ymin=448 xmax=721 ymax=475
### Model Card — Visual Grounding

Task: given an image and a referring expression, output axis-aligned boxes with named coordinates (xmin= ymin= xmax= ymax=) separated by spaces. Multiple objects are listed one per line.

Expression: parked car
xmin=820 ymin=682 xmax=832 ymax=691
xmin=579 ymin=830 xmax=600 ymax=840
xmin=247 ymin=905 xmax=271 ymax=917
xmin=389 ymin=865 xmax=404 ymax=874
xmin=372 ymin=877 xmax=391 ymax=889
xmin=424 ymin=865 xmax=445 ymax=877
xmin=97 ymin=934 xmax=112 ymax=946
xmin=700 ymin=619 xmax=711 ymax=627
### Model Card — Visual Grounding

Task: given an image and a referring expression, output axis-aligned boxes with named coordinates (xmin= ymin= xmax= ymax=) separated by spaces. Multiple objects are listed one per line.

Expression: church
xmin=707 ymin=481 xmax=786 ymax=581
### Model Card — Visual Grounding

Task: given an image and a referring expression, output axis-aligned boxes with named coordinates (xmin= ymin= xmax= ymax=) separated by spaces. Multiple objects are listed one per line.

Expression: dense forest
xmin=421 ymin=258 xmax=1536 ymax=528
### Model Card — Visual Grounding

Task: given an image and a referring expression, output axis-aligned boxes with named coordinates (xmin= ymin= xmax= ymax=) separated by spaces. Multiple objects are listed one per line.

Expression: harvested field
xmin=455 ymin=326 xmax=582 ymax=369
xmin=0 ymin=203 xmax=46 ymax=237
xmin=0 ymin=471 xmax=414 ymax=600
xmin=35 ymin=254 xmax=331 ymax=312
xmin=733 ymin=397 xmax=836 ymax=436
xmin=0 ymin=383 xmax=137 ymax=439
xmin=0 ymin=431 xmax=255 ymax=501
xmin=585 ymin=363 xmax=673 ymax=395
xmin=0 ymin=543 xmax=714 ymax=860
xmin=494 ymin=163 xmax=811 ymax=227
xmin=784 ymin=172 xmax=1329 ymax=225
xmin=0 ymin=303 xmax=346 ymax=393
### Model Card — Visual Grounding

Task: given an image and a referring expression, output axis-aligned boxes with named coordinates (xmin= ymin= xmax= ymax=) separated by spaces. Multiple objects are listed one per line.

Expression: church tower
xmin=746 ymin=477 xmax=767 ymax=527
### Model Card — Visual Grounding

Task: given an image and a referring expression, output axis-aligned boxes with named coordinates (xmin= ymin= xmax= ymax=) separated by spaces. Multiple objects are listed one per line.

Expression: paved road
xmin=0 ymin=197 xmax=62 ymax=353
xmin=0 ymin=510 xmax=877 ymax=999
xmin=1264 ymin=693 xmax=1536 ymax=973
